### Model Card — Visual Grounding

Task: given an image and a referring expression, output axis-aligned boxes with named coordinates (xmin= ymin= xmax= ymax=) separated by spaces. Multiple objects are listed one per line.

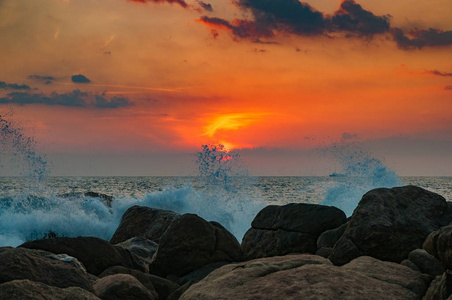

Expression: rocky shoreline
xmin=1 ymin=185 xmax=451 ymax=299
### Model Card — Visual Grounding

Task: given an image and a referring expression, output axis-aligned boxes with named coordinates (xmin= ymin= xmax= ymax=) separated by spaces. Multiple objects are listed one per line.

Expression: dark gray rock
xmin=408 ymin=249 xmax=444 ymax=277
xmin=400 ymin=259 xmax=421 ymax=272
xmin=178 ymin=262 xmax=230 ymax=285
xmin=20 ymin=236 xmax=124 ymax=276
xmin=115 ymin=236 xmax=159 ymax=273
xmin=424 ymin=225 xmax=452 ymax=269
xmin=315 ymin=246 xmax=333 ymax=258
xmin=111 ymin=205 xmax=180 ymax=244
xmin=317 ymin=222 xmax=348 ymax=249
xmin=150 ymin=213 xmax=243 ymax=277
xmin=329 ymin=186 xmax=451 ymax=265
xmin=242 ymin=203 xmax=346 ymax=259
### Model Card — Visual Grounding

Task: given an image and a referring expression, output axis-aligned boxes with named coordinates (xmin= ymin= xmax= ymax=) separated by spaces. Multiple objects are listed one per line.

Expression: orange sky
xmin=0 ymin=0 xmax=451 ymax=175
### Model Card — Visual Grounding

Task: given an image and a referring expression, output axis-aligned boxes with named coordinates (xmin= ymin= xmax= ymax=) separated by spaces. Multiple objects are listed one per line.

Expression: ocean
xmin=0 ymin=175 xmax=450 ymax=247
xmin=1 ymin=115 xmax=451 ymax=247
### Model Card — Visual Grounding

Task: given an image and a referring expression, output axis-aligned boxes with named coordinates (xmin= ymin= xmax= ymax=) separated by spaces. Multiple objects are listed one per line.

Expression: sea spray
xmin=0 ymin=142 xmax=264 ymax=246
xmin=132 ymin=144 xmax=264 ymax=241
xmin=0 ymin=113 xmax=49 ymax=180
xmin=320 ymin=141 xmax=401 ymax=216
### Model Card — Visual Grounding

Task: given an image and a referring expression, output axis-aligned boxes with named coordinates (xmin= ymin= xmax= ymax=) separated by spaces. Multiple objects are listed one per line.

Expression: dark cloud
xmin=392 ymin=28 xmax=452 ymax=49
xmin=198 ymin=0 xmax=390 ymax=41
xmin=71 ymin=74 xmax=91 ymax=83
xmin=197 ymin=0 xmax=451 ymax=51
xmin=197 ymin=16 xmax=273 ymax=39
xmin=128 ymin=0 xmax=188 ymax=9
xmin=236 ymin=0 xmax=326 ymax=35
xmin=426 ymin=70 xmax=452 ymax=77
xmin=0 ymin=81 xmax=31 ymax=91
xmin=27 ymin=75 xmax=55 ymax=84
xmin=94 ymin=95 xmax=133 ymax=108
xmin=252 ymin=39 xmax=279 ymax=45
xmin=331 ymin=0 xmax=390 ymax=36
xmin=197 ymin=0 xmax=212 ymax=12
xmin=445 ymin=85 xmax=452 ymax=90
xmin=0 ymin=89 xmax=133 ymax=108
xmin=0 ymin=90 xmax=87 ymax=107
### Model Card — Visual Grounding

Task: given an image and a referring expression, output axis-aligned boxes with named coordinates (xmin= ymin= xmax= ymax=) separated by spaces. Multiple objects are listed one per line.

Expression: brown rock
xmin=94 ymin=274 xmax=157 ymax=300
xmin=180 ymin=254 xmax=425 ymax=300
xmin=99 ymin=265 xmax=179 ymax=300
xmin=0 ymin=247 xmax=93 ymax=291
xmin=0 ymin=280 xmax=100 ymax=300
xmin=342 ymin=256 xmax=429 ymax=297
xmin=424 ymin=271 xmax=452 ymax=300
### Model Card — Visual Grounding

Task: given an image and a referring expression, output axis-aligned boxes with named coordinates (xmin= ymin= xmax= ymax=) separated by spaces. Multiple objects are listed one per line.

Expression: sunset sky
xmin=0 ymin=0 xmax=451 ymax=176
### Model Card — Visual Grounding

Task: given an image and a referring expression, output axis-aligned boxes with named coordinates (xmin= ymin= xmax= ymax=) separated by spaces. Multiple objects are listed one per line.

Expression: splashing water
xmin=196 ymin=144 xmax=249 ymax=190
xmin=0 ymin=113 xmax=49 ymax=180
xmin=0 ymin=142 xmax=264 ymax=246
xmin=320 ymin=142 xmax=401 ymax=216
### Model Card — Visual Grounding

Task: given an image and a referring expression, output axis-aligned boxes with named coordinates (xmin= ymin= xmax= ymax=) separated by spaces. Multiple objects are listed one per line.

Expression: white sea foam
xmin=320 ymin=142 xmax=401 ymax=216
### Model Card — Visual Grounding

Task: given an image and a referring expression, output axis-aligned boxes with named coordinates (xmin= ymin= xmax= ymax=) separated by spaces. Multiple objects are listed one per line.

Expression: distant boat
xmin=329 ymin=172 xmax=346 ymax=177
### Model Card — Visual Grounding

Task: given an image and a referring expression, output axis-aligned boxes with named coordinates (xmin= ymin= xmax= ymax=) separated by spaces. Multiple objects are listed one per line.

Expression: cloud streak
xmin=392 ymin=28 xmax=452 ymax=49
xmin=27 ymin=75 xmax=56 ymax=85
xmin=128 ymin=0 xmax=188 ymax=9
xmin=0 ymin=89 xmax=133 ymax=109
xmin=0 ymin=81 xmax=31 ymax=91
xmin=425 ymin=70 xmax=452 ymax=77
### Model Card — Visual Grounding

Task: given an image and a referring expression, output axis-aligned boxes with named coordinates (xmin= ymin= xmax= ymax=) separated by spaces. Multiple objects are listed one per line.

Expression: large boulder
xmin=424 ymin=224 xmax=452 ymax=269
xmin=180 ymin=254 xmax=426 ymax=300
xmin=150 ymin=214 xmax=243 ymax=277
xmin=329 ymin=185 xmax=452 ymax=265
xmin=0 ymin=280 xmax=100 ymax=300
xmin=93 ymin=274 xmax=157 ymax=300
xmin=20 ymin=236 xmax=124 ymax=276
xmin=111 ymin=205 xmax=180 ymax=244
xmin=241 ymin=203 xmax=346 ymax=259
xmin=0 ymin=247 xmax=93 ymax=291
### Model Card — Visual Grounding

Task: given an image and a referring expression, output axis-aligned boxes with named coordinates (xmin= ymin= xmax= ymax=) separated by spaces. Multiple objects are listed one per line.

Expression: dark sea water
xmin=0 ymin=175 xmax=450 ymax=247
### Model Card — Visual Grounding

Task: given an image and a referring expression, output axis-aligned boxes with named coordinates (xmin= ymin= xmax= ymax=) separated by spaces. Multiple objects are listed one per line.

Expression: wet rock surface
xmin=329 ymin=186 xmax=451 ymax=265
xmin=242 ymin=203 xmax=346 ymax=259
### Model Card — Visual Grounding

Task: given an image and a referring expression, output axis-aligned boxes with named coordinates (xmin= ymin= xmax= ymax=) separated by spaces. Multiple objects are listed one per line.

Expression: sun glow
xmin=203 ymin=113 xmax=268 ymax=138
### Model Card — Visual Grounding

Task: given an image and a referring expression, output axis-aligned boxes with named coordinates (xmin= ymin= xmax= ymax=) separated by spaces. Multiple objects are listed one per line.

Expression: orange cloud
xmin=202 ymin=113 xmax=269 ymax=138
